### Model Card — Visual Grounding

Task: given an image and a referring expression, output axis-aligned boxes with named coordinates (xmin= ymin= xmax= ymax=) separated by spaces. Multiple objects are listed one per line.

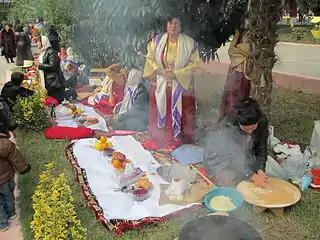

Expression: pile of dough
xmin=209 ymin=196 xmax=236 ymax=211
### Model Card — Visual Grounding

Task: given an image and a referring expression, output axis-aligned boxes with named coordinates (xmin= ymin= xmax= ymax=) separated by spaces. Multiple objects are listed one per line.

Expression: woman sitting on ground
xmin=35 ymin=35 xmax=65 ymax=103
xmin=110 ymin=69 xmax=149 ymax=132
xmin=204 ymin=98 xmax=269 ymax=188
xmin=61 ymin=47 xmax=79 ymax=100
xmin=1 ymin=72 xmax=34 ymax=111
xmin=88 ymin=63 xmax=125 ymax=108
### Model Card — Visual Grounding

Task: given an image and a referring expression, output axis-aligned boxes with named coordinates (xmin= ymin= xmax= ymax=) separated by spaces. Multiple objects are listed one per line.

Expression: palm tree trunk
xmin=247 ymin=0 xmax=284 ymax=115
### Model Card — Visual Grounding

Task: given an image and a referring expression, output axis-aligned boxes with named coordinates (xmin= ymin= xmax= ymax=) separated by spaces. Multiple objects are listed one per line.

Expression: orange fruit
xmin=100 ymin=136 xmax=107 ymax=143
xmin=101 ymin=143 xmax=108 ymax=149
xmin=112 ymin=160 xmax=122 ymax=169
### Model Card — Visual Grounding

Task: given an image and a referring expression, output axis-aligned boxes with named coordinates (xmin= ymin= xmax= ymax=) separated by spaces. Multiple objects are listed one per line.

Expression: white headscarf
xmin=38 ymin=35 xmax=52 ymax=89
xmin=118 ymin=69 xmax=143 ymax=115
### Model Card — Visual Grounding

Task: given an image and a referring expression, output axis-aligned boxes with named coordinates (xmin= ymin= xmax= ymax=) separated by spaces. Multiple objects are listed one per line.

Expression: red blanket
xmin=80 ymin=97 xmax=114 ymax=114
xmin=45 ymin=126 xmax=94 ymax=140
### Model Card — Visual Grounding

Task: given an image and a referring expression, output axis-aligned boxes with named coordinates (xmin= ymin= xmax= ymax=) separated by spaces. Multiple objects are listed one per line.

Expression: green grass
xmin=17 ymin=87 xmax=320 ymax=239
xmin=278 ymin=25 xmax=319 ymax=44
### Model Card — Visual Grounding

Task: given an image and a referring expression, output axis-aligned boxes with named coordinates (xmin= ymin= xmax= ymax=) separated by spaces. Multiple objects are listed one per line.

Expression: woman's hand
xmin=251 ymin=172 xmax=270 ymax=188
xmin=34 ymin=59 xmax=39 ymax=67
xmin=164 ymin=69 xmax=176 ymax=80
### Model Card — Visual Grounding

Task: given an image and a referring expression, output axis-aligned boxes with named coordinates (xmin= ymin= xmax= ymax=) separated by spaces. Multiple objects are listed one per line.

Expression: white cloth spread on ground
xmin=56 ymin=103 xmax=108 ymax=131
xmin=72 ymin=136 xmax=199 ymax=220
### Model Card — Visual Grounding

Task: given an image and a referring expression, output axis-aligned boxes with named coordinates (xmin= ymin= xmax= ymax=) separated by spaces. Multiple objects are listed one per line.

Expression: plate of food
xmin=86 ymin=117 xmax=99 ymax=125
xmin=204 ymin=187 xmax=244 ymax=213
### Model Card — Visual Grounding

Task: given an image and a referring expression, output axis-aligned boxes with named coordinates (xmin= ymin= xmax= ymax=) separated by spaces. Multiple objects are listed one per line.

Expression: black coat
xmin=0 ymin=29 xmax=16 ymax=58
xmin=38 ymin=47 xmax=65 ymax=90
xmin=15 ymin=31 xmax=34 ymax=66
xmin=112 ymin=82 xmax=149 ymax=132
xmin=0 ymin=97 xmax=18 ymax=135
xmin=1 ymin=82 xmax=34 ymax=111
xmin=38 ymin=48 xmax=65 ymax=102
xmin=204 ymin=114 xmax=269 ymax=179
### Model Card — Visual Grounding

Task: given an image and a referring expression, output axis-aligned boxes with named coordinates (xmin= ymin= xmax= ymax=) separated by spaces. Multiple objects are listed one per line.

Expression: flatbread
xmin=236 ymin=178 xmax=301 ymax=208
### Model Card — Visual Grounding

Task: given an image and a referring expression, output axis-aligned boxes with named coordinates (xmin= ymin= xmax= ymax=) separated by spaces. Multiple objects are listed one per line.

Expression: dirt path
xmin=0 ymin=57 xmax=23 ymax=240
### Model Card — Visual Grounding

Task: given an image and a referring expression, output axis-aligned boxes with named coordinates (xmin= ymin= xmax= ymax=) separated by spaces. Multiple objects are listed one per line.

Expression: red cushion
xmin=44 ymin=126 xmax=94 ymax=140
xmin=44 ymin=96 xmax=59 ymax=107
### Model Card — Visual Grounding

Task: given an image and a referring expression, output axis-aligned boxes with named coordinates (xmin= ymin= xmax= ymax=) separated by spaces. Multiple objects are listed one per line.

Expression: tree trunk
xmin=247 ymin=0 xmax=284 ymax=115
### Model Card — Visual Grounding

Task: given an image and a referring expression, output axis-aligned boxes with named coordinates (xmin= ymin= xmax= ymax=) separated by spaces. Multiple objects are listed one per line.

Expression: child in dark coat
xmin=0 ymin=98 xmax=31 ymax=232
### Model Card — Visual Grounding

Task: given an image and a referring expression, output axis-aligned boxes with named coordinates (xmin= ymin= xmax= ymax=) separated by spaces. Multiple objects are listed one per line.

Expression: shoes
xmin=0 ymin=222 xmax=9 ymax=232
xmin=8 ymin=214 xmax=17 ymax=221
xmin=10 ymin=59 xmax=15 ymax=63
xmin=6 ymin=59 xmax=10 ymax=64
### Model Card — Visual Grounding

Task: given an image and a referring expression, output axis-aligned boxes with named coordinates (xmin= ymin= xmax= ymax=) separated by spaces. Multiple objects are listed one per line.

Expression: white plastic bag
xmin=265 ymin=156 xmax=286 ymax=180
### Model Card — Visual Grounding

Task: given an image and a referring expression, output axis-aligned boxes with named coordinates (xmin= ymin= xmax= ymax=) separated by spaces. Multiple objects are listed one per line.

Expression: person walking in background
xmin=0 ymin=24 xmax=16 ymax=64
xmin=13 ymin=20 xmax=21 ymax=32
xmin=15 ymin=24 xmax=34 ymax=66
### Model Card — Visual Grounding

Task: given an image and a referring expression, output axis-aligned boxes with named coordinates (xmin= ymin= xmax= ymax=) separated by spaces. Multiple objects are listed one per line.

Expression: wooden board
xmin=236 ymin=178 xmax=301 ymax=208
xmin=159 ymin=182 xmax=212 ymax=206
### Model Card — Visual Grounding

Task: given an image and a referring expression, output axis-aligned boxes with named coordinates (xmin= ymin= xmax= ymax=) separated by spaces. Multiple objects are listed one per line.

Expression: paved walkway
xmin=215 ymin=42 xmax=320 ymax=79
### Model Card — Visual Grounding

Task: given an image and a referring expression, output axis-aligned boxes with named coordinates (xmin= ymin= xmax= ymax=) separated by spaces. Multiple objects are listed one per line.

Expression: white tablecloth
xmin=56 ymin=103 xmax=108 ymax=131
xmin=73 ymin=136 xmax=199 ymax=220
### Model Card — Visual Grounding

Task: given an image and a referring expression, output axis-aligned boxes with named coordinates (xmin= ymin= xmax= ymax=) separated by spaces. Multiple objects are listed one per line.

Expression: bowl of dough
xmin=204 ymin=187 xmax=244 ymax=213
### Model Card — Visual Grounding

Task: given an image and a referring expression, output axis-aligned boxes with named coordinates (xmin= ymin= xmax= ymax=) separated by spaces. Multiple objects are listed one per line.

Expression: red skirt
xmin=144 ymin=77 xmax=196 ymax=150
xmin=219 ymin=69 xmax=250 ymax=120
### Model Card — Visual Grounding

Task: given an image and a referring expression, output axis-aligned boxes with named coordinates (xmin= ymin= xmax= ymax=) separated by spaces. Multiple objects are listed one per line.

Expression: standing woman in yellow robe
xmin=143 ymin=15 xmax=200 ymax=150
xmin=219 ymin=29 xmax=252 ymax=120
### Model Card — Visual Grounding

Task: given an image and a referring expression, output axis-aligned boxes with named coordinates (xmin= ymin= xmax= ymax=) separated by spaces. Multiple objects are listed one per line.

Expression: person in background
xmin=0 ymin=24 xmax=16 ymax=64
xmin=219 ymin=27 xmax=252 ymax=120
xmin=88 ymin=63 xmax=125 ymax=107
xmin=0 ymin=98 xmax=31 ymax=232
xmin=34 ymin=17 xmax=44 ymax=30
xmin=111 ymin=69 xmax=149 ymax=131
xmin=35 ymin=35 xmax=65 ymax=103
xmin=58 ymin=47 xmax=67 ymax=61
xmin=1 ymin=72 xmax=34 ymax=111
xmin=24 ymin=22 xmax=33 ymax=37
xmin=204 ymin=98 xmax=269 ymax=188
xmin=13 ymin=20 xmax=21 ymax=32
xmin=143 ymin=14 xmax=200 ymax=150
xmin=61 ymin=48 xmax=79 ymax=100
xmin=14 ymin=24 xmax=34 ymax=66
